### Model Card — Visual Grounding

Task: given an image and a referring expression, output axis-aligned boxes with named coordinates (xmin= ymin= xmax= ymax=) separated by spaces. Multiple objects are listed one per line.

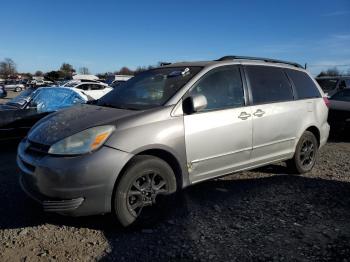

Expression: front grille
xmin=20 ymin=158 xmax=36 ymax=173
xmin=26 ymin=140 xmax=50 ymax=156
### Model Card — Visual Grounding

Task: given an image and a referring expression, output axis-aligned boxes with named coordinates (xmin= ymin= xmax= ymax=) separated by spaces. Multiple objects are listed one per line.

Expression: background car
xmin=0 ymin=85 xmax=7 ymax=98
xmin=316 ymin=76 xmax=350 ymax=97
xmin=0 ymin=87 xmax=90 ymax=141
xmin=62 ymin=80 xmax=112 ymax=99
xmin=4 ymin=80 xmax=25 ymax=92
xmin=328 ymin=89 xmax=350 ymax=134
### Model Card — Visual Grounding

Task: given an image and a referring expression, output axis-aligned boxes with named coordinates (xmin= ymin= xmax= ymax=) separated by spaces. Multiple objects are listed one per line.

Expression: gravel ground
xmin=0 ymin=90 xmax=19 ymax=104
xmin=0 ymin=137 xmax=349 ymax=262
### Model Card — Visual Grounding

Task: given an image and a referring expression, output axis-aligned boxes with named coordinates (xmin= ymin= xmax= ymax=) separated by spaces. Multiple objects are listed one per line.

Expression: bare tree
xmin=0 ymin=58 xmax=17 ymax=77
xmin=317 ymin=67 xmax=341 ymax=77
xmin=79 ymin=67 xmax=90 ymax=75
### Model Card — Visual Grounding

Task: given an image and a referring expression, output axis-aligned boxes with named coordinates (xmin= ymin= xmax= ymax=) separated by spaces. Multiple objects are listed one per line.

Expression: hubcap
xmin=299 ymin=139 xmax=315 ymax=167
xmin=126 ymin=172 xmax=168 ymax=218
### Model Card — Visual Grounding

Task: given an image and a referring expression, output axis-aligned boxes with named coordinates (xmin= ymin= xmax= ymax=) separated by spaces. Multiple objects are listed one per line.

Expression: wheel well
xmin=306 ymin=126 xmax=320 ymax=146
xmin=136 ymin=149 xmax=183 ymax=190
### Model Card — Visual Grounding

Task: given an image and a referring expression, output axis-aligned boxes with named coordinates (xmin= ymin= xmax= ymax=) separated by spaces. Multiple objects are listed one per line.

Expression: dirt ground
xmin=0 ymin=136 xmax=349 ymax=261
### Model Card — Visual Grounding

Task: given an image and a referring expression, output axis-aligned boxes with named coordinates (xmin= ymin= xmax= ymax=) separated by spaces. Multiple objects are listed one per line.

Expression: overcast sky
xmin=1 ymin=0 xmax=349 ymax=75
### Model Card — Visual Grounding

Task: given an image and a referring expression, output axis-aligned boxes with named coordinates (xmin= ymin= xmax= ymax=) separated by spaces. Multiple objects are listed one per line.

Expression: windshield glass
xmin=6 ymin=88 xmax=35 ymax=107
xmin=97 ymin=67 xmax=202 ymax=110
xmin=30 ymin=88 xmax=86 ymax=113
xmin=316 ymin=79 xmax=338 ymax=92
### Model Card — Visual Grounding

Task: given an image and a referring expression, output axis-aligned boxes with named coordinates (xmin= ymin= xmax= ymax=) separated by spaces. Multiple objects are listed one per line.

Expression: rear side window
xmin=286 ymin=69 xmax=321 ymax=99
xmin=346 ymin=79 xmax=350 ymax=88
xmin=245 ymin=66 xmax=293 ymax=104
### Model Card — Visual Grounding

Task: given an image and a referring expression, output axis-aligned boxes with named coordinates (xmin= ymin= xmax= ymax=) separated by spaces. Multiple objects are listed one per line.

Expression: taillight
xmin=323 ymin=97 xmax=330 ymax=108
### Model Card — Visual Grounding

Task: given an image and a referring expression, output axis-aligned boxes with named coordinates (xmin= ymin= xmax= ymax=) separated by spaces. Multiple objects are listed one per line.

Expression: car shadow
xmin=0 ymin=146 xmax=350 ymax=261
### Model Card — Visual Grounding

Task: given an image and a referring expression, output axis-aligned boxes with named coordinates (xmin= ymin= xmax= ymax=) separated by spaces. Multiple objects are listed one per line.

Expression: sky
xmin=0 ymin=0 xmax=349 ymax=76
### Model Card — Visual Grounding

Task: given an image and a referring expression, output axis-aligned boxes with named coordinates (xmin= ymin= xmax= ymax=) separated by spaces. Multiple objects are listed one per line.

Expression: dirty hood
xmin=28 ymin=104 xmax=141 ymax=145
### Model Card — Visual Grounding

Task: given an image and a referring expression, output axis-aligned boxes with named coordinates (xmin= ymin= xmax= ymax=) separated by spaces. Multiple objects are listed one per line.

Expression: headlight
xmin=48 ymin=125 xmax=115 ymax=155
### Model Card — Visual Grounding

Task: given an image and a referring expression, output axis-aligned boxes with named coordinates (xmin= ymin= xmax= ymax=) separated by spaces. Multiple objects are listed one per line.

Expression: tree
xmin=317 ymin=67 xmax=341 ymax=77
xmin=0 ymin=58 xmax=17 ymax=77
xmin=79 ymin=67 xmax=90 ymax=75
xmin=35 ymin=70 xmax=43 ymax=77
xmin=116 ymin=67 xmax=134 ymax=75
xmin=45 ymin=70 xmax=64 ymax=81
xmin=60 ymin=63 xmax=75 ymax=79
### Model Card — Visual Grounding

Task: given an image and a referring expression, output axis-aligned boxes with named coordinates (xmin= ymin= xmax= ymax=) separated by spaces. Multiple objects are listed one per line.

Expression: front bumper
xmin=17 ymin=139 xmax=133 ymax=216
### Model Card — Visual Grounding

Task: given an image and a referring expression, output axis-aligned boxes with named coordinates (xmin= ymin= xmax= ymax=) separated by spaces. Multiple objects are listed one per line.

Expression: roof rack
xmin=160 ymin=62 xmax=172 ymax=66
xmin=215 ymin=55 xmax=304 ymax=68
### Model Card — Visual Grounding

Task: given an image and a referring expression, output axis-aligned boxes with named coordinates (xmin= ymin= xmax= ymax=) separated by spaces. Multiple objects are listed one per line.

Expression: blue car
xmin=0 ymin=87 xmax=90 ymax=142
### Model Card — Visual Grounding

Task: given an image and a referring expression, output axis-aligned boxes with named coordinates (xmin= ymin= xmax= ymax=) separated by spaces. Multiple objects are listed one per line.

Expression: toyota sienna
xmin=17 ymin=56 xmax=330 ymax=227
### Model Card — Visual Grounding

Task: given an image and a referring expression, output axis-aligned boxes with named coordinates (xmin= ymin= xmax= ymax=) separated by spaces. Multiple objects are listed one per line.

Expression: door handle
xmin=238 ymin=112 xmax=251 ymax=120
xmin=253 ymin=109 xmax=265 ymax=117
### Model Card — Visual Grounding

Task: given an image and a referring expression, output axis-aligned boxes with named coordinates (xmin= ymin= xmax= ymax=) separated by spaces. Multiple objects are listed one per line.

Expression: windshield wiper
xmin=98 ymin=102 xmax=137 ymax=110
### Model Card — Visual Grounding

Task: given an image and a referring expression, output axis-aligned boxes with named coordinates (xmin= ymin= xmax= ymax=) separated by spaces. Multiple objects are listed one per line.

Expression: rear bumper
xmin=17 ymin=139 xmax=133 ymax=216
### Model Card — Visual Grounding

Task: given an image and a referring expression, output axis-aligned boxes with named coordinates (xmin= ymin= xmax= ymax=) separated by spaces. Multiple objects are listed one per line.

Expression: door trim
xmin=191 ymin=147 xmax=252 ymax=164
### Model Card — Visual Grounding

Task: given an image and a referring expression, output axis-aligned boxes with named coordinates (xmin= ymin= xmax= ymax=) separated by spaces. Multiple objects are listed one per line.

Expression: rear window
xmin=245 ymin=66 xmax=294 ymax=104
xmin=287 ymin=69 xmax=321 ymax=99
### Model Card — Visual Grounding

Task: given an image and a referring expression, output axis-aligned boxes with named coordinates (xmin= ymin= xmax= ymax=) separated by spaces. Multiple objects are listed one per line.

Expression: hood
xmin=0 ymin=104 xmax=19 ymax=110
xmin=28 ymin=104 xmax=141 ymax=145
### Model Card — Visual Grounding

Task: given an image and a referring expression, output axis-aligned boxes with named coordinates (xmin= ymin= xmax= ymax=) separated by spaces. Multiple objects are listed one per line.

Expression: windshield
xmin=316 ymin=79 xmax=339 ymax=92
xmin=97 ymin=67 xmax=202 ymax=110
xmin=6 ymin=88 xmax=35 ymax=107
xmin=30 ymin=88 xmax=86 ymax=113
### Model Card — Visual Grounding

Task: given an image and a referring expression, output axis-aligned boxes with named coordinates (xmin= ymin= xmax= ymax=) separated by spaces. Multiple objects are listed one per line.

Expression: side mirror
xmin=182 ymin=94 xmax=208 ymax=114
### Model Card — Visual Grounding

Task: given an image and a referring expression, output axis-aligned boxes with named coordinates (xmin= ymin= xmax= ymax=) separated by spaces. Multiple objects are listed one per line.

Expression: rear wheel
xmin=15 ymin=86 xmax=22 ymax=92
xmin=287 ymin=131 xmax=318 ymax=174
xmin=113 ymin=155 xmax=177 ymax=227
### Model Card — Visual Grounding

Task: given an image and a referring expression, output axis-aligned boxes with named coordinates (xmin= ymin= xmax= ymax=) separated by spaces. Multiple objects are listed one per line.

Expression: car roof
xmin=160 ymin=56 xmax=306 ymax=72
xmin=35 ymin=86 xmax=89 ymax=100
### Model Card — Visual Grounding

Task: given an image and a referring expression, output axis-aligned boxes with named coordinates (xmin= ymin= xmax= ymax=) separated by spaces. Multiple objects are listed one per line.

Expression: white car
xmin=62 ymin=80 xmax=112 ymax=100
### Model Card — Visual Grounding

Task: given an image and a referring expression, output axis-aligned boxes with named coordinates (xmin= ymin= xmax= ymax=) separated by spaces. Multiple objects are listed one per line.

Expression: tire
xmin=113 ymin=155 xmax=177 ymax=227
xmin=15 ymin=87 xmax=22 ymax=92
xmin=287 ymin=131 xmax=318 ymax=174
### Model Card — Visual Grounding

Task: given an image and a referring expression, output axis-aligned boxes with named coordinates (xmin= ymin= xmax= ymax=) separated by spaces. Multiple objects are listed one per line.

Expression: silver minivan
xmin=17 ymin=56 xmax=330 ymax=227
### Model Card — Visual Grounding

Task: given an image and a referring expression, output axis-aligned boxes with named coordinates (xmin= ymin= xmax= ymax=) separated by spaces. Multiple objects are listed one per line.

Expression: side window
xmin=189 ymin=66 xmax=245 ymax=111
xmin=345 ymin=79 xmax=350 ymax=88
xmin=246 ymin=66 xmax=293 ymax=104
xmin=286 ymin=69 xmax=321 ymax=99
xmin=331 ymin=90 xmax=350 ymax=102
xmin=78 ymin=84 xmax=90 ymax=91
xmin=91 ymin=84 xmax=103 ymax=90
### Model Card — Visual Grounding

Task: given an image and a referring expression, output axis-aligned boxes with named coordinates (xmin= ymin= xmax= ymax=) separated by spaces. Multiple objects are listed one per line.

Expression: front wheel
xmin=113 ymin=155 xmax=177 ymax=227
xmin=287 ymin=131 xmax=318 ymax=174
xmin=15 ymin=87 xmax=22 ymax=92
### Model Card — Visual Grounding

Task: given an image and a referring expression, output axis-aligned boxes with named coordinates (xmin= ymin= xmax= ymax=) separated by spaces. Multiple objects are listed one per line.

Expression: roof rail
xmin=160 ymin=62 xmax=172 ymax=66
xmin=215 ymin=55 xmax=303 ymax=68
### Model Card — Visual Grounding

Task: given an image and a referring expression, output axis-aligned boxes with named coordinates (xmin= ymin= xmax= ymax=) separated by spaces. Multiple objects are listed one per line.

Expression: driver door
xmin=183 ymin=66 xmax=253 ymax=183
